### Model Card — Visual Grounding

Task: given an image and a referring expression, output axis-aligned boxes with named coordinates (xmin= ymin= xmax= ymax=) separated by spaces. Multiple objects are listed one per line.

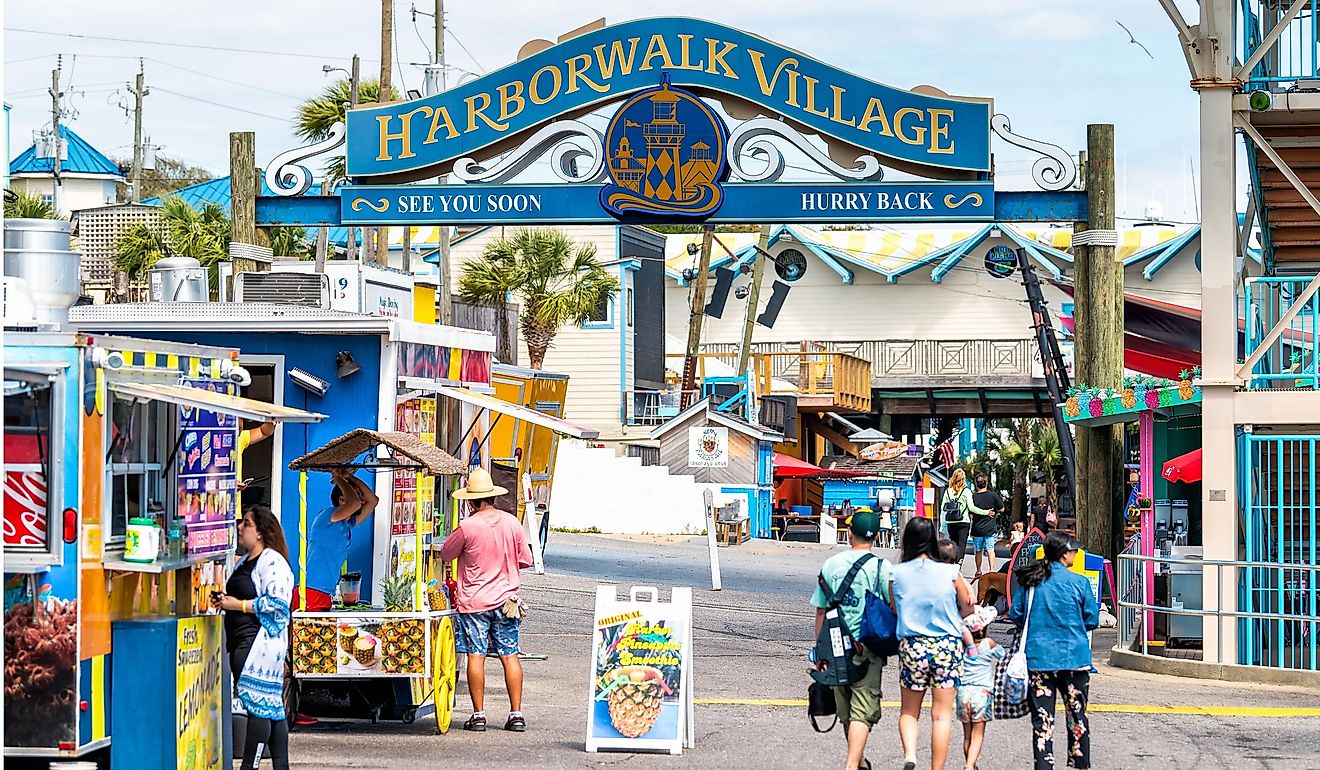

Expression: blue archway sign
xmin=257 ymin=18 xmax=1086 ymax=227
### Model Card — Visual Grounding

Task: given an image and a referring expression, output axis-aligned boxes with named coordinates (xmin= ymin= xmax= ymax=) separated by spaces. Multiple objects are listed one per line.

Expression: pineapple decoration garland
xmin=1064 ymin=386 xmax=1081 ymax=418
xmin=1133 ymin=377 xmax=1150 ymax=409
xmin=595 ymin=619 xmax=684 ymax=739
xmin=379 ymin=573 xmax=424 ymax=674
xmin=1178 ymin=369 xmax=1195 ymax=401
xmin=1075 ymin=383 xmax=1094 ymax=417
xmin=1121 ymin=377 xmax=1137 ymax=410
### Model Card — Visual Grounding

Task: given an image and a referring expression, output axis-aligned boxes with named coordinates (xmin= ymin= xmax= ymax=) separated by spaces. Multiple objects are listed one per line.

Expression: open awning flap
xmin=5 ymin=362 xmax=71 ymax=380
xmin=432 ymin=385 xmax=599 ymax=439
xmin=108 ymin=381 xmax=325 ymax=423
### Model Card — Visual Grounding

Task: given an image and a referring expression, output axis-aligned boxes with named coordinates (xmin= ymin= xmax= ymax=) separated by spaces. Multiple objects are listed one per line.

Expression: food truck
xmin=3 ymin=329 xmax=323 ymax=766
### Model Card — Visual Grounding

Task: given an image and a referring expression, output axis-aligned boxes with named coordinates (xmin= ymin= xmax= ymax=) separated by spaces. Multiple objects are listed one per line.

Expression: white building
xmin=9 ymin=126 xmax=123 ymax=217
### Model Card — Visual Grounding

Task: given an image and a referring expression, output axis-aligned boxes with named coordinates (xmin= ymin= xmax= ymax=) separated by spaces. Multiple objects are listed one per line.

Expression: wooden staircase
xmin=1251 ymin=119 xmax=1320 ymax=271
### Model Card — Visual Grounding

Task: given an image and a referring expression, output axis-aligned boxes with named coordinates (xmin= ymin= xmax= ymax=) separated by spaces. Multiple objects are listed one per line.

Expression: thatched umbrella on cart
xmin=289 ymin=429 xmax=466 ymax=475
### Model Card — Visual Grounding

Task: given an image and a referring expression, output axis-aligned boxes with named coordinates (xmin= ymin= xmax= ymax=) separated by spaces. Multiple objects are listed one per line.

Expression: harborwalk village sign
xmin=260 ymin=17 xmax=1082 ymax=227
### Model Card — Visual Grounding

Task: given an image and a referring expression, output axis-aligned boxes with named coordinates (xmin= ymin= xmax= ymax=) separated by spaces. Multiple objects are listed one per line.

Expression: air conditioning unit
xmin=234 ymin=271 xmax=330 ymax=308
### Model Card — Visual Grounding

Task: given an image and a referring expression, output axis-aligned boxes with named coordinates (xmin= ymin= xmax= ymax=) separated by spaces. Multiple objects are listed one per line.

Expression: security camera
xmin=227 ymin=365 xmax=252 ymax=388
xmin=686 ymin=242 xmax=700 ymax=256
xmin=733 ymin=285 xmax=750 ymax=300
xmin=100 ymin=350 xmax=126 ymax=370
xmin=289 ymin=367 xmax=330 ymax=397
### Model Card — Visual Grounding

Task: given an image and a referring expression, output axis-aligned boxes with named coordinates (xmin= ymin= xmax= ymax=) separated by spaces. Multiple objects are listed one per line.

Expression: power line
xmin=8 ymin=27 xmax=373 ymax=63
xmin=146 ymin=58 xmax=303 ymax=99
xmin=151 ymin=87 xmax=286 ymax=121
xmin=446 ymin=28 xmax=485 ymax=73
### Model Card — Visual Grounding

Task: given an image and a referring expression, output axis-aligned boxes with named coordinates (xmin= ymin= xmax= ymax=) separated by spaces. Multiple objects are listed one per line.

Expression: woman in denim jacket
xmin=1010 ymin=532 xmax=1100 ymax=770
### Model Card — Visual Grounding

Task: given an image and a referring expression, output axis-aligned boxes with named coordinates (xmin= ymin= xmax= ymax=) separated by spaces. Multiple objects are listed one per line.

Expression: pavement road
xmin=285 ymin=533 xmax=1320 ymax=769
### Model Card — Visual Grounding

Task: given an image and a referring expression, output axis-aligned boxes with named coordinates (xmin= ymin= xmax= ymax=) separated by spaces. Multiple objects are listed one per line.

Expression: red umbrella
xmin=1161 ymin=448 xmax=1202 ymax=484
xmin=773 ymin=453 xmax=869 ymax=478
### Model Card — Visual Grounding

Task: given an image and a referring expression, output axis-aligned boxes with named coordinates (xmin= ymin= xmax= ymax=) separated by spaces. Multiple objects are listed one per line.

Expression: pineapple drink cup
xmin=339 ymin=624 xmax=359 ymax=654
xmin=353 ymin=636 xmax=378 ymax=667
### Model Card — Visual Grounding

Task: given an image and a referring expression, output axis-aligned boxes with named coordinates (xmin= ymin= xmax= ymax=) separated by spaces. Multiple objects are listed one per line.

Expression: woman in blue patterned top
xmin=214 ymin=504 xmax=294 ymax=770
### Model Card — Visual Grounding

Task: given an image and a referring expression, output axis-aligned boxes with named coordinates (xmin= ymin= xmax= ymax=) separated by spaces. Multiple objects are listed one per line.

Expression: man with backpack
xmin=810 ymin=511 xmax=893 ymax=770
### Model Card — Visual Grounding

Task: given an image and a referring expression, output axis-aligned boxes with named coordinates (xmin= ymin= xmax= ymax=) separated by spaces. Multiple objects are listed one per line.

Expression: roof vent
xmin=234 ymin=271 xmax=330 ymax=307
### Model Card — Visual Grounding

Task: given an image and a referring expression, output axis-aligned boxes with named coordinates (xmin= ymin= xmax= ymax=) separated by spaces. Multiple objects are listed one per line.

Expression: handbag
xmin=807 ymin=681 xmax=838 ymax=733
xmin=858 ymin=564 xmax=899 ymax=658
xmin=993 ymin=588 xmax=1034 ymax=720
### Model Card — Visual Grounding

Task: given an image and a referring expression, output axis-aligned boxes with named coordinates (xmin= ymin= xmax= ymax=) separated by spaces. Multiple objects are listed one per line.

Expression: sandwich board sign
xmin=587 ymin=586 xmax=694 ymax=755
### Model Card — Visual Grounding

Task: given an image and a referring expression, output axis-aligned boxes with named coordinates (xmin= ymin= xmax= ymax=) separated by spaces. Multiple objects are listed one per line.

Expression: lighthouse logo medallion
xmin=601 ymin=73 xmax=729 ymax=220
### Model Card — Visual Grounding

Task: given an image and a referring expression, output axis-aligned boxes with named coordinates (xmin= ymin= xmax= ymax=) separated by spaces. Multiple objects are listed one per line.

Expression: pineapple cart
xmin=288 ymin=428 xmax=466 ymax=733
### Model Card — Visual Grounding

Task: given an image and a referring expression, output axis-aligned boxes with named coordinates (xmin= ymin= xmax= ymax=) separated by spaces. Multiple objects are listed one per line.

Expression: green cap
xmin=850 ymin=511 xmax=882 ymax=540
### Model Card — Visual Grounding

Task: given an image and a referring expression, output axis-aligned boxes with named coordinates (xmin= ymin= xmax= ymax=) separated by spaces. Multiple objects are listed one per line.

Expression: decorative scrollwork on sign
xmin=944 ymin=193 xmax=984 ymax=210
xmin=264 ymin=121 xmax=347 ymax=197
xmin=725 ymin=118 xmax=884 ymax=182
xmin=451 ymin=120 xmax=605 ymax=184
xmin=990 ymin=114 xmax=1077 ymax=192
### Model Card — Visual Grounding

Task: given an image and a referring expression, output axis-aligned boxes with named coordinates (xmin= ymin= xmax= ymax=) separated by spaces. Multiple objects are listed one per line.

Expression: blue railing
xmin=1239 ymin=0 xmax=1320 ymax=88
xmin=1239 ymin=433 xmax=1320 ymax=670
xmin=1243 ymin=276 xmax=1320 ymax=388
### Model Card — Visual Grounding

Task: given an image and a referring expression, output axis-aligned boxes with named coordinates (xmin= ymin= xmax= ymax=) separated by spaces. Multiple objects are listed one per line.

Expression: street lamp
xmin=322 ymin=64 xmax=350 ymax=78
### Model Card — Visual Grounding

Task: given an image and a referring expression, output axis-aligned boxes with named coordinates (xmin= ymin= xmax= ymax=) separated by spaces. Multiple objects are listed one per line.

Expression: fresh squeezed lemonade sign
xmin=176 ymin=617 xmax=223 ymax=770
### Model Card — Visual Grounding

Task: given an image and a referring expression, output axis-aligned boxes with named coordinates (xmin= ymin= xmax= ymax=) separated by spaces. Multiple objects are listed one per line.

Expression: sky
xmin=4 ymin=0 xmax=1211 ymax=222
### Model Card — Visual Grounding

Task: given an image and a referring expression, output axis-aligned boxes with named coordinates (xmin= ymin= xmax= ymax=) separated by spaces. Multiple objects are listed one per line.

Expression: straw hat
xmin=453 ymin=468 xmax=508 ymax=500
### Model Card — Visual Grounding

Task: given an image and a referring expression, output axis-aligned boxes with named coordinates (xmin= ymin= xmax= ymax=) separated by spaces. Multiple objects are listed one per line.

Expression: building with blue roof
xmin=9 ymin=126 xmax=123 ymax=217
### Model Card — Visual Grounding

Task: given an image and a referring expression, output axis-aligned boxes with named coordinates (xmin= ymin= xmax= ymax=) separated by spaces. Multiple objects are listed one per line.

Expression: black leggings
xmin=231 ymin=643 xmax=290 ymax=770
xmin=241 ymin=716 xmax=289 ymax=770
xmin=946 ymin=522 xmax=971 ymax=565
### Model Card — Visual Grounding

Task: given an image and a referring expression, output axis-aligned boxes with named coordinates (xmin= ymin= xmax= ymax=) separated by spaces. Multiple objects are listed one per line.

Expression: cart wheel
xmin=432 ymin=616 xmax=457 ymax=734
xmin=401 ymin=708 xmax=416 ymax=725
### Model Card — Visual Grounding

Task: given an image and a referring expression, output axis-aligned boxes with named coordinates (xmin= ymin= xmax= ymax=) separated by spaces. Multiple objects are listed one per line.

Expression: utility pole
xmin=48 ymin=61 xmax=63 ymax=215
xmin=1072 ymin=124 xmax=1122 ymax=562
xmin=433 ymin=0 xmax=452 ymax=323
xmin=681 ymin=225 xmax=715 ymax=408
xmin=375 ymin=0 xmax=395 ymax=266
xmin=735 ymin=224 xmax=772 ymax=377
xmin=128 ymin=60 xmax=149 ymax=202
xmin=346 ymin=55 xmax=361 ymax=263
xmin=230 ymin=132 xmax=259 ymax=275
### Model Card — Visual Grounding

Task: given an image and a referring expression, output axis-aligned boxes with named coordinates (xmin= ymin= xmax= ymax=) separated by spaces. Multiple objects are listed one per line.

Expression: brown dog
xmin=971 ymin=570 xmax=1008 ymax=606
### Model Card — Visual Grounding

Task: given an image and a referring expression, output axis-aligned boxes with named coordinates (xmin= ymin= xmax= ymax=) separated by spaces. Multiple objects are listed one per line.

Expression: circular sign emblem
xmin=774 ymin=248 xmax=808 ymax=282
xmin=984 ymin=245 xmax=1017 ymax=279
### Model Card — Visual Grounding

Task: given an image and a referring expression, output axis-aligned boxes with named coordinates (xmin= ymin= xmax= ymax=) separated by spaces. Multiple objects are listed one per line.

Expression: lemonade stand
xmin=287 ymin=428 xmax=464 ymax=731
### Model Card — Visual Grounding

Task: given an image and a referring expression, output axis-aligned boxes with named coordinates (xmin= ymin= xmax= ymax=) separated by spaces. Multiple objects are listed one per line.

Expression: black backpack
xmin=810 ymin=554 xmax=874 ymax=687
xmin=942 ymin=491 xmax=966 ymax=523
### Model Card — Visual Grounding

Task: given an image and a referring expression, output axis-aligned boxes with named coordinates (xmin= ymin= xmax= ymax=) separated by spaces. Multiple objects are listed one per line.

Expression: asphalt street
xmin=285 ymin=533 xmax=1320 ymax=769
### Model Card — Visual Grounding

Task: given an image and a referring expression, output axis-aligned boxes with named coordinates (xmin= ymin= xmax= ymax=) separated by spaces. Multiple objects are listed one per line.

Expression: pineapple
xmin=380 ymin=573 xmax=415 ymax=611
xmin=1178 ymin=369 xmax=1194 ymax=401
xmin=1064 ymin=387 xmax=1080 ymax=418
xmin=339 ymin=625 xmax=359 ymax=654
xmin=1121 ymin=385 xmax=1136 ymax=409
xmin=353 ymin=636 xmax=378 ymax=666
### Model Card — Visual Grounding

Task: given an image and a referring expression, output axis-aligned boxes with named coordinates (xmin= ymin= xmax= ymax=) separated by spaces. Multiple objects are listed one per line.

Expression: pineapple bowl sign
xmin=587 ymin=586 xmax=694 ymax=755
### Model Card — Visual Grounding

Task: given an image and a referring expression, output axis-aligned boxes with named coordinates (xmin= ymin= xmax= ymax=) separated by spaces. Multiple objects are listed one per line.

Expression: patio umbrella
xmin=773 ymin=453 xmax=870 ymax=478
xmin=1161 ymin=448 xmax=1202 ymax=484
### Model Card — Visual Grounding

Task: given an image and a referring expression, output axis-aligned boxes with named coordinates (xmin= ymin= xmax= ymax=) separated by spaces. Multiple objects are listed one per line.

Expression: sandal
xmin=462 ymin=714 xmax=487 ymax=732
xmin=504 ymin=714 xmax=526 ymax=732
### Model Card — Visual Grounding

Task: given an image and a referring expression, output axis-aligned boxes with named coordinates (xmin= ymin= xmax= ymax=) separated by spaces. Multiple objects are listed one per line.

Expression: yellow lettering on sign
xmin=529 ymin=65 xmax=563 ymax=105
xmin=594 ymin=38 xmax=640 ymax=80
xmin=639 ymin=34 xmax=677 ymax=71
xmin=705 ymin=38 xmax=738 ymax=78
xmin=676 ymin=34 xmax=705 ymax=70
xmin=829 ymin=85 xmax=856 ymax=128
xmin=858 ymin=97 xmax=894 ymax=137
xmin=802 ymin=76 xmax=831 ymax=118
xmin=424 ymin=105 xmax=460 ymax=144
xmin=465 ymin=92 xmax=506 ymax=132
xmin=928 ymin=108 xmax=955 ymax=154
xmin=747 ymin=49 xmax=799 ymax=98
xmin=894 ymin=107 xmax=927 ymax=146
xmin=565 ymin=53 xmax=609 ymax=94
xmin=375 ymin=105 xmax=433 ymax=161
xmin=784 ymin=68 xmax=802 ymax=107
xmin=497 ymin=81 xmax=526 ymax=124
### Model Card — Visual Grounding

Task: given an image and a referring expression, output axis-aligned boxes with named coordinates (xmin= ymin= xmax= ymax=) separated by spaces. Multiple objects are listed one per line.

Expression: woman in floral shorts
xmin=889 ymin=518 xmax=975 ymax=770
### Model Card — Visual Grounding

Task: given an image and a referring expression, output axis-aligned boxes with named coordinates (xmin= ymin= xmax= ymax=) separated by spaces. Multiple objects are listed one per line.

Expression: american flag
xmin=936 ymin=439 xmax=956 ymax=470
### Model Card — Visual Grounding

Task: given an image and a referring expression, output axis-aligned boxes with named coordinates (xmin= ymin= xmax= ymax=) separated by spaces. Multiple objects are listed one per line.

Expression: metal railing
xmin=1239 ymin=0 xmax=1320 ymax=87
xmin=623 ymin=389 xmax=693 ymax=426
xmin=664 ymin=349 xmax=871 ymax=411
xmin=1116 ymin=553 xmax=1320 ymax=671
xmin=1243 ymin=277 xmax=1319 ymax=388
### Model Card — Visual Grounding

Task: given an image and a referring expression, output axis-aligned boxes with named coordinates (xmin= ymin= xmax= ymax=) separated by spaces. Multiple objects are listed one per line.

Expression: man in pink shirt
xmin=439 ymin=468 xmax=534 ymax=733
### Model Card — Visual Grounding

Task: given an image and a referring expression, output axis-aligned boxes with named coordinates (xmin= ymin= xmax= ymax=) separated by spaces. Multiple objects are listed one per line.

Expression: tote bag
xmin=992 ymin=588 xmax=1033 ymax=720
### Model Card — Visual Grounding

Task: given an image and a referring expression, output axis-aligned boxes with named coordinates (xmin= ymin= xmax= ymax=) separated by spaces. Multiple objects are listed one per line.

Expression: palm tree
xmin=293 ymin=78 xmax=397 ymax=186
xmin=458 ymin=228 xmax=620 ymax=369
xmin=4 ymin=190 xmax=60 ymax=219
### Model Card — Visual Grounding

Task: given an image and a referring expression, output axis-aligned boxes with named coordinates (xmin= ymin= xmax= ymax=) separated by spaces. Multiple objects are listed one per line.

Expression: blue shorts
xmin=456 ymin=608 xmax=520 ymax=656
xmin=971 ymin=535 xmax=997 ymax=553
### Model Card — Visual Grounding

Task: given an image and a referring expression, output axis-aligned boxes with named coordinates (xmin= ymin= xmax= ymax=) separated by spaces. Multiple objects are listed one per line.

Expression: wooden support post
xmin=681 ymin=225 xmax=714 ymax=409
xmin=230 ymin=132 xmax=259 ymax=275
xmin=736 ymin=224 xmax=771 ymax=377
xmin=1073 ymin=124 xmax=1123 ymax=562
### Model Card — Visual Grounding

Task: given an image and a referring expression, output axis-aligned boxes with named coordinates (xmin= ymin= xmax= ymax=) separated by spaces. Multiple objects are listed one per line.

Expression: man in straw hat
xmin=439 ymin=467 xmax=534 ymax=733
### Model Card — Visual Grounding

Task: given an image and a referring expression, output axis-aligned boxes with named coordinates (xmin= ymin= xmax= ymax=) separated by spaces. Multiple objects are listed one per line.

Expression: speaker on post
xmin=755 ymin=281 xmax=791 ymax=328
xmin=704 ymin=267 xmax=736 ymax=318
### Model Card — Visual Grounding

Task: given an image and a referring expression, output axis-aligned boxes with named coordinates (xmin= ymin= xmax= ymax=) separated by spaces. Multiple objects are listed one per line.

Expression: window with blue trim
xmin=584 ymin=294 xmax=614 ymax=329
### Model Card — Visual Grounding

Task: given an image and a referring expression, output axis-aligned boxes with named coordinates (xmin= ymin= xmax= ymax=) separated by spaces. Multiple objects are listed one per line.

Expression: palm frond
xmin=3 ymin=190 xmax=61 ymax=220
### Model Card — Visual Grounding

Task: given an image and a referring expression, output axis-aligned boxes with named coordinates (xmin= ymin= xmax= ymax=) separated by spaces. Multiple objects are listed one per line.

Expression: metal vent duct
xmin=234 ymin=271 xmax=329 ymax=308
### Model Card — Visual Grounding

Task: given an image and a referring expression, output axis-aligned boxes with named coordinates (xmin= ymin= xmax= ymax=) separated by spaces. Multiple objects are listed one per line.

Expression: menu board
xmin=177 ymin=380 xmax=238 ymax=557
xmin=391 ymin=398 xmax=436 ymax=581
